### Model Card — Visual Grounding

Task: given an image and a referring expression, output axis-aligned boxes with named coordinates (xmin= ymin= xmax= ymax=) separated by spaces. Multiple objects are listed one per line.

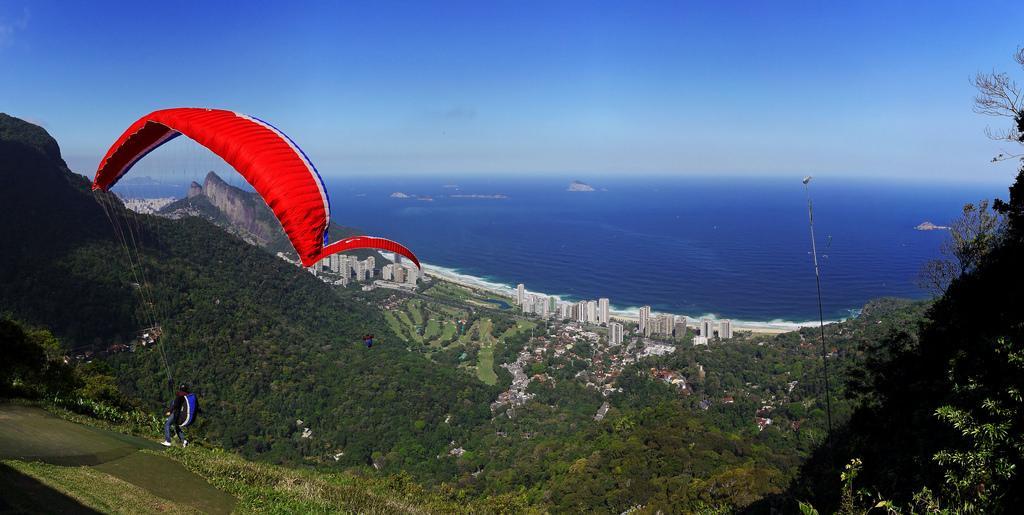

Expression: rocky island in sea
xmin=915 ymin=221 xmax=950 ymax=231
xmin=391 ymin=191 xmax=433 ymax=201
xmin=449 ymin=194 xmax=508 ymax=199
xmin=567 ymin=180 xmax=596 ymax=192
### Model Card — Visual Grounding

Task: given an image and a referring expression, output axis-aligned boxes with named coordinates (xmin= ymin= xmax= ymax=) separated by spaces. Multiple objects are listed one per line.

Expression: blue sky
xmin=1 ymin=1 xmax=1021 ymax=182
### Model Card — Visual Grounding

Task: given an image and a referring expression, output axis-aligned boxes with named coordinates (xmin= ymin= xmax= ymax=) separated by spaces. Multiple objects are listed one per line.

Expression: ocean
xmin=323 ymin=175 xmax=1004 ymax=323
xmin=114 ymin=174 xmax=1005 ymax=324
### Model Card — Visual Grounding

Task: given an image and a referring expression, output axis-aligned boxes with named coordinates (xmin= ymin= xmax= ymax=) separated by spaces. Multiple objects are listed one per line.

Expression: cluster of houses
xmin=491 ymin=349 xmax=536 ymax=413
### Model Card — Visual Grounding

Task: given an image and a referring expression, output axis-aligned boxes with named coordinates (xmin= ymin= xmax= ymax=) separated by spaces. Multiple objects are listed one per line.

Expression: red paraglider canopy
xmin=319 ymin=236 xmax=421 ymax=269
xmin=92 ymin=108 xmax=420 ymax=268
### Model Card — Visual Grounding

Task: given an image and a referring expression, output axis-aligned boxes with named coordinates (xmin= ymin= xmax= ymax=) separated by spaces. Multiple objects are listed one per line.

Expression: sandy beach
xmin=419 ymin=262 xmax=820 ymax=335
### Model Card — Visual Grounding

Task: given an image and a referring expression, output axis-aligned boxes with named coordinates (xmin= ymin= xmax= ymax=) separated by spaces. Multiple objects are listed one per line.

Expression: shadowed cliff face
xmin=195 ymin=172 xmax=279 ymax=247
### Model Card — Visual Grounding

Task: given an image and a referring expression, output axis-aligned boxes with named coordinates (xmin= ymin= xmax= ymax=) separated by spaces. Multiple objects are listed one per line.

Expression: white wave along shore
xmin=410 ymin=256 xmax=848 ymax=335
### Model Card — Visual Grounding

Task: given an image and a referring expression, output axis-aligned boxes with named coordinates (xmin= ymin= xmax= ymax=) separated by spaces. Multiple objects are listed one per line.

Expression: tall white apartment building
xmin=656 ymin=314 xmax=674 ymax=336
xmin=536 ymin=295 xmax=549 ymax=317
xmin=598 ymin=298 xmax=610 ymax=325
xmin=381 ymin=264 xmax=394 ymax=281
xmin=608 ymin=322 xmax=624 ymax=346
xmin=523 ymin=295 xmax=535 ymax=314
xmin=718 ymin=320 xmax=733 ymax=339
xmin=673 ymin=317 xmax=688 ymax=338
xmin=516 ymin=284 xmax=525 ymax=306
xmin=586 ymin=300 xmax=598 ymax=324
xmin=558 ymin=303 xmax=572 ymax=320
xmin=639 ymin=305 xmax=651 ymax=335
xmin=701 ymin=318 xmax=713 ymax=338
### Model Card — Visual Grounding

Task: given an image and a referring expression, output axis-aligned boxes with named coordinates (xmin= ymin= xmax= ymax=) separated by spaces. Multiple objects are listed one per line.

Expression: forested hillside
xmin=0 ymin=113 xmax=496 ymax=471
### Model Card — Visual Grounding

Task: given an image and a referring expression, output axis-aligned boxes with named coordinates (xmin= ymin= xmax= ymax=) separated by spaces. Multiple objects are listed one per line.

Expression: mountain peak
xmin=204 ymin=170 xmax=228 ymax=188
xmin=0 ymin=113 xmax=68 ymax=170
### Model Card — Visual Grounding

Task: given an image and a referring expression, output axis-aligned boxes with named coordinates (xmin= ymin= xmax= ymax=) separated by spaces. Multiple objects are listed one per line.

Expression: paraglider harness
xmin=169 ymin=386 xmax=199 ymax=428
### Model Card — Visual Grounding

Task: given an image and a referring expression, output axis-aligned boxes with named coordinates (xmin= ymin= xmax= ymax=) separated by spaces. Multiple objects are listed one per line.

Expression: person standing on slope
xmin=161 ymin=383 xmax=190 ymax=447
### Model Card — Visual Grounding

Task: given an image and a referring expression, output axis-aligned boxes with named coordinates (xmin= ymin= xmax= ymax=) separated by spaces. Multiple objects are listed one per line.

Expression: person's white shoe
xmin=160 ymin=440 xmax=172 ymax=447
xmin=182 ymin=439 xmax=189 ymax=448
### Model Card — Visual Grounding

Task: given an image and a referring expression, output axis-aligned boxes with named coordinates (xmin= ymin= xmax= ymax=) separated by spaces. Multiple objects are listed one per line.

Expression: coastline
xmin=419 ymin=260 xmax=835 ymax=335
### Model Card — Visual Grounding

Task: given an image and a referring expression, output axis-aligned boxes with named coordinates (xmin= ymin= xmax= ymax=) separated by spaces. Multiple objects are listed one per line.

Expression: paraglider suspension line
xmin=94 ymin=191 xmax=174 ymax=387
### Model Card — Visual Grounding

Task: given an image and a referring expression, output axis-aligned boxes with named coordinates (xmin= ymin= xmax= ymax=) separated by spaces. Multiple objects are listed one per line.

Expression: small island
xmin=915 ymin=221 xmax=949 ymax=231
xmin=391 ymin=191 xmax=433 ymax=201
xmin=450 ymin=194 xmax=508 ymax=199
xmin=567 ymin=180 xmax=595 ymax=192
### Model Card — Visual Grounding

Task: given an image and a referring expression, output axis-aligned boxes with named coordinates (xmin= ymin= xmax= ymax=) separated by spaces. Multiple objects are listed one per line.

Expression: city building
xmin=654 ymin=314 xmax=674 ymax=336
xmin=393 ymin=264 xmax=407 ymax=283
xmin=693 ymin=335 xmax=709 ymax=346
xmin=639 ymin=306 xmax=651 ymax=335
xmin=701 ymin=318 xmax=714 ymax=338
xmin=586 ymin=300 xmax=598 ymax=324
xmin=608 ymin=322 xmax=624 ymax=345
xmin=718 ymin=319 xmax=733 ymax=339
xmin=381 ymin=264 xmax=393 ymax=281
xmin=598 ymin=298 xmax=610 ymax=325
xmin=674 ymin=316 xmax=688 ymax=338
xmin=574 ymin=301 xmax=587 ymax=323
xmin=558 ymin=303 xmax=572 ymax=320
xmin=536 ymin=295 xmax=549 ymax=318
xmin=327 ymin=253 xmax=342 ymax=273
xmin=517 ymin=283 xmax=525 ymax=306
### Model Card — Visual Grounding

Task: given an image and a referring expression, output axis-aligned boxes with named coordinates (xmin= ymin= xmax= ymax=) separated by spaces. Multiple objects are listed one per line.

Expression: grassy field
xmin=424 ymin=318 xmax=441 ymax=340
xmin=435 ymin=321 xmax=458 ymax=346
xmin=476 ymin=345 xmax=498 ymax=385
xmin=395 ymin=311 xmax=422 ymax=343
xmin=383 ymin=311 xmax=408 ymax=342
xmin=502 ymin=319 xmax=536 ymax=339
xmin=1 ymin=404 xmax=536 ymax=514
xmin=380 ymin=288 xmax=529 ymax=384
xmin=472 ymin=319 xmax=497 ymax=385
xmin=2 ymin=459 xmax=200 ymax=514
xmin=408 ymin=300 xmax=425 ymax=326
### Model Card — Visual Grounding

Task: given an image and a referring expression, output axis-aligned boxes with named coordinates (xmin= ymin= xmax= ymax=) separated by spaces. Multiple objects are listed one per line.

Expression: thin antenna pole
xmin=804 ymin=178 xmax=834 ymax=450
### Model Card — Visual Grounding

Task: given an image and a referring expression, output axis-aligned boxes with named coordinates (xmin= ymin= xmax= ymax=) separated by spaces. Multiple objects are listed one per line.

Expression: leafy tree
xmin=921 ymin=200 xmax=1006 ymax=294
